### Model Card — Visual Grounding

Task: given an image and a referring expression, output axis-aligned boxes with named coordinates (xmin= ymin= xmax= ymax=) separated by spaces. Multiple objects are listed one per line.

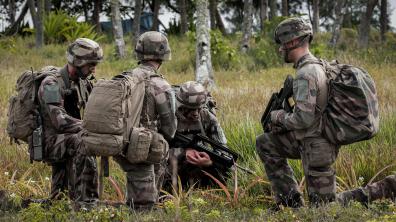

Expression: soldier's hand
xmin=270 ymin=110 xmax=285 ymax=125
xmin=186 ymin=148 xmax=213 ymax=167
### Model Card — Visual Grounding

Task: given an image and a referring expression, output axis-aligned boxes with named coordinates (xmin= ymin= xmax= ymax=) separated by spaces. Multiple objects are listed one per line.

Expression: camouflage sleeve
xmin=273 ymin=72 xmax=317 ymax=130
xmin=39 ymin=76 xmax=83 ymax=133
xmin=153 ymin=78 xmax=177 ymax=140
xmin=204 ymin=110 xmax=227 ymax=145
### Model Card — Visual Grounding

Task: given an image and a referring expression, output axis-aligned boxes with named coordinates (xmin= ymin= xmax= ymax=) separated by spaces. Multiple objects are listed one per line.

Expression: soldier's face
xmin=182 ymin=108 xmax=201 ymax=121
xmin=279 ymin=42 xmax=295 ymax=63
xmin=79 ymin=63 xmax=97 ymax=79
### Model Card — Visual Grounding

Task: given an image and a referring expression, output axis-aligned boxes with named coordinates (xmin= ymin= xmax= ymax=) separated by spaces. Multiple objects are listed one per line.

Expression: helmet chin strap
xmin=282 ymin=35 xmax=311 ymax=63
xmin=76 ymin=66 xmax=89 ymax=80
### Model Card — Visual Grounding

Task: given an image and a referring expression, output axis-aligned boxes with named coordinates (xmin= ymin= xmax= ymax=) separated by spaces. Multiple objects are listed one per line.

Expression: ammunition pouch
xmin=126 ymin=128 xmax=168 ymax=164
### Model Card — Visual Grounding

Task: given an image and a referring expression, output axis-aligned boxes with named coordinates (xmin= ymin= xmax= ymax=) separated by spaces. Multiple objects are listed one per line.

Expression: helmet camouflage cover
xmin=176 ymin=81 xmax=207 ymax=109
xmin=135 ymin=31 xmax=171 ymax=61
xmin=66 ymin=38 xmax=103 ymax=67
xmin=274 ymin=17 xmax=313 ymax=44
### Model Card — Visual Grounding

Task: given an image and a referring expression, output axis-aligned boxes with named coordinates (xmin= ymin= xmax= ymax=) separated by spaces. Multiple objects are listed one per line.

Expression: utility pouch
xmin=31 ymin=126 xmax=43 ymax=161
xmin=126 ymin=127 xmax=153 ymax=164
xmin=146 ymin=132 xmax=168 ymax=164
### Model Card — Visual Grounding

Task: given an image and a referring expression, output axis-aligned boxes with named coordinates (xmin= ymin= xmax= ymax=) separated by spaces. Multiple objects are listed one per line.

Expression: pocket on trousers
xmin=306 ymin=140 xmax=336 ymax=168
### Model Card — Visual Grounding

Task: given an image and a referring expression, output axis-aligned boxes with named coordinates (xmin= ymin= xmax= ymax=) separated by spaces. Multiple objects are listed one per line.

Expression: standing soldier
xmin=113 ymin=31 xmax=177 ymax=210
xmin=38 ymin=38 xmax=103 ymax=206
xmin=337 ymin=174 xmax=396 ymax=206
xmin=163 ymin=81 xmax=228 ymax=190
xmin=256 ymin=17 xmax=339 ymax=208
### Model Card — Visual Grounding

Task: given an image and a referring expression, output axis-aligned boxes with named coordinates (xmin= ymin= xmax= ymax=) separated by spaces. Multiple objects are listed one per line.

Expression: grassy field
xmin=1 ymin=35 xmax=396 ymax=221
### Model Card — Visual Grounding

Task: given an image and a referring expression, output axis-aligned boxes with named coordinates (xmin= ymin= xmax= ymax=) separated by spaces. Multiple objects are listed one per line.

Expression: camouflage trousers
xmin=114 ymin=156 xmax=159 ymax=210
xmin=45 ymin=133 xmax=98 ymax=203
xmin=363 ymin=174 xmax=396 ymax=201
xmin=338 ymin=174 xmax=396 ymax=204
xmin=256 ymin=131 xmax=339 ymax=207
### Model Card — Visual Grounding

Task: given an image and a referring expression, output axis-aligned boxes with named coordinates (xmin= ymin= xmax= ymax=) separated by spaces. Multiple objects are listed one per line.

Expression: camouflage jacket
xmin=172 ymin=108 xmax=227 ymax=161
xmin=131 ymin=63 xmax=177 ymax=140
xmin=273 ymin=53 xmax=328 ymax=140
xmin=38 ymin=66 xmax=92 ymax=142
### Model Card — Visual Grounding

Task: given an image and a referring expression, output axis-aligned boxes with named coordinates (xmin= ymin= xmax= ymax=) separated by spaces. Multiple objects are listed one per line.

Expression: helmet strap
xmin=282 ymin=35 xmax=311 ymax=63
xmin=76 ymin=66 xmax=88 ymax=80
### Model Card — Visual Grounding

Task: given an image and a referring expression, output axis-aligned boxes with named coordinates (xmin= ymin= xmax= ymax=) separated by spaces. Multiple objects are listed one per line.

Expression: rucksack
xmin=315 ymin=60 xmax=379 ymax=145
xmin=82 ymin=69 xmax=168 ymax=164
xmin=6 ymin=66 xmax=64 ymax=143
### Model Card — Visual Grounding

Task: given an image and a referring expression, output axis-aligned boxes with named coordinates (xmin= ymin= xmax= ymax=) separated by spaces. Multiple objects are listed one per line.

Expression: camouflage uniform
xmin=256 ymin=18 xmax=339 ymax=207
xmin=165 ymin=108 xmax=228 ymax=189
xmin=37 ymin=38 xmax=102 ymax=203
xmin=337 ymin=174 xmax=396 ymax=206
xmin=113 ymin=31 xmax=177 ymax=210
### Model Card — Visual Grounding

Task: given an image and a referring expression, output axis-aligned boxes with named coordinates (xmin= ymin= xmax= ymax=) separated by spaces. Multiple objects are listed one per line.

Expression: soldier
xmin=38 ymin=38 xmax=103 ymax=206
xmin=255 ymin=17 xmax=339 ymax=208
xmin=337 ymin=174 xmax=396 ymax=206
xmin=112 ymin=31 xmax=177 ymax=210
xmin=163 ymin=81 xmax=228 ymax=190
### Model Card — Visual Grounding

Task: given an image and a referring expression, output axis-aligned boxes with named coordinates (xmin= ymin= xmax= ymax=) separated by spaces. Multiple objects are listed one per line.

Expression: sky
xmin=390 ymin=0 xmax=396 ymax=30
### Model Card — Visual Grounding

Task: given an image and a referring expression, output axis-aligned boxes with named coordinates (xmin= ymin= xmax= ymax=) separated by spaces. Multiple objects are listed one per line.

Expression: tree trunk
xmin=195 ymin=0 xmax=214 ymax=90
xmin=151 ymin=0 xmax=160 ymax=31
xmin=215 ymin=7 xmax=227 ymax=34
xmin=81 ymin=0 xmax=89 ymax=22
xmin=240 ymin=0 xmax=253 ymax=53
xmin=358 ymin=0 xmax=378 ymax=48
xmin=312 ymin=0 xmax=319 ymax=33
xmin=209 ymin=0 xmax=217 ymax=29
xmin=5 ymin=1 xmax=29 ymax=35
xmin=28 ymin=0 xmax=44 ymax=48
xmin=260 ymin=0 xmax=268 ymax=31
xmin=111 ymin=0 xmax=126 ymax=58
xmin=343 ymin=0 xmax=352 ymax=28
xmin=9 ymin=0 xmax=16 ymax=24
xmin=45 ymin=0 xmax=51 ymax=12
xmin=281 ymin=0 xmax=288 ymax=16
xmin=178 ymin=0 xmax=188 ymax=34
xmin=269 ymin=0 xmax=276 ymax=20
xmin=93 ymin=0 xmax=102 ymax=33
xmin=380 ymin=0 xmax=388 ymax=42
xmin=328 ymin=0 xmax=346 ymax=47
xmin=132 ymin=0 xmax=142 ymax=47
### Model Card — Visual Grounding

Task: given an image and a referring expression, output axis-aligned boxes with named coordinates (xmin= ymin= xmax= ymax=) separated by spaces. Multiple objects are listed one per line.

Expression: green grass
xmin=1 ymin=34 xmax=396 ymax=221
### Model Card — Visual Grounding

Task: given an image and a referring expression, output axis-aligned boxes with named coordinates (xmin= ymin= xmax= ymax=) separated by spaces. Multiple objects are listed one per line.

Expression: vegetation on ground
xmin=1 ymin=29 xmax=396 ymax=221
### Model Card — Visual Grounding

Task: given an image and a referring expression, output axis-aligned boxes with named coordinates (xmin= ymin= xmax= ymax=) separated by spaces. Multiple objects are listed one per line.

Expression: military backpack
xmin=82 ymin=69 xmax=167 ymax=164
xmin=6 ymin=66 xmax=65 ymax=144
xmin=305 ymin=60 xmax=379 ymax=145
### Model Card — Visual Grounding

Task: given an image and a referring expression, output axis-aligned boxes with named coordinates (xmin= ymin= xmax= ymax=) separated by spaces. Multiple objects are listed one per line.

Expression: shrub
xmin=44 ymin=10 xmax=103 ymax=44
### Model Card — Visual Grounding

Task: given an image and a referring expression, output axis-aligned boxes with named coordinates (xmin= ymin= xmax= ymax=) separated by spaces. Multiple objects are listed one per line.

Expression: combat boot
xmin=276 ymin=190 xmax=305 ymax=209
xmin=337 ymin=188 xmax=368 ymax=207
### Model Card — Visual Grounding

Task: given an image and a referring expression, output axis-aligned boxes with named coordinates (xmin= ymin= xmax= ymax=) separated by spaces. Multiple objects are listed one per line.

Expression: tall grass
xmin=1 ymin=34 xmax=396 ymax=220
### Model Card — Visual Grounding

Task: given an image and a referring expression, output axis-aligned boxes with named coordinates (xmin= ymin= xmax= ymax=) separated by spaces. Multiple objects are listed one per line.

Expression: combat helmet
xmin=66 ymin=38 xmax=103 ymax=67
xmin=135 ymin=31 xmax=171 ymax=61
xmin=274 ymin=17 xmax=313 ymax=44
xmin=176 ymin=81 xmax=207 ymax=109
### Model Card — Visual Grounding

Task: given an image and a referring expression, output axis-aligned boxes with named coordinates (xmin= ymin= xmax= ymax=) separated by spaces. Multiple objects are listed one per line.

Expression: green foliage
xmin=210 ymin=30 xmax=239 ymax=70
xmin=0 ymin=37 xmax=17 ymax=53
xmin=44 ymin=11 xmax=104 ymax=44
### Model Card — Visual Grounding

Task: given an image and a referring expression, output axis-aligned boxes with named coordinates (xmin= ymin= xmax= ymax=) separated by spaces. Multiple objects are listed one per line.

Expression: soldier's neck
xmin=141 ymin=61 xmax=161 ymax=71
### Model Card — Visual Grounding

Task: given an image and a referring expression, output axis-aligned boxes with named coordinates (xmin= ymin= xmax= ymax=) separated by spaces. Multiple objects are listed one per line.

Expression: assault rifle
xmin=260 ymin=75 xmax=294 ymax=133
xmin=171 ymin=132 xmax=253 ymax=174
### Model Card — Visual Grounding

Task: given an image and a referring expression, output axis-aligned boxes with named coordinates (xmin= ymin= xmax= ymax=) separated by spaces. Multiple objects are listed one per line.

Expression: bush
xmin=44 ymin=11 xmax=103 ymax=44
